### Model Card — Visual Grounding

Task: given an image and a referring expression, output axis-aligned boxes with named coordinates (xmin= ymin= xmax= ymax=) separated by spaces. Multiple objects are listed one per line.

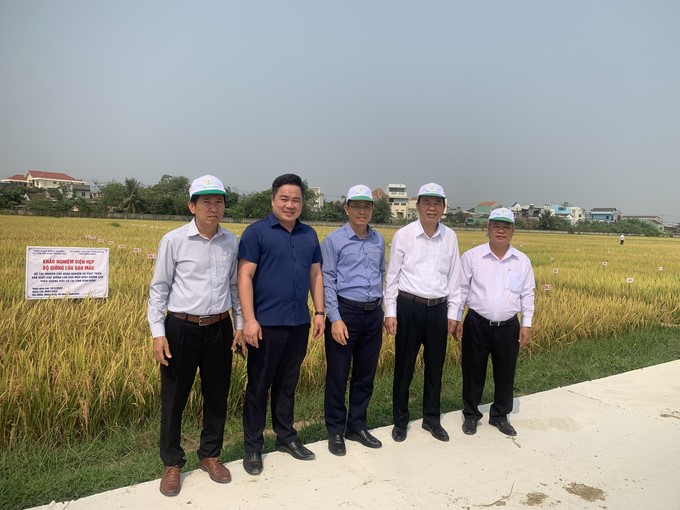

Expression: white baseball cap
xmin=488 ymin=207 xmax=515 ymax=224
xmin=417 ymin=183 xmax=446 ymax=198
xmin=189 ymin=175 xmax=227 ymax=199
xmin=346 ymin=184 xmax=374 ymax=202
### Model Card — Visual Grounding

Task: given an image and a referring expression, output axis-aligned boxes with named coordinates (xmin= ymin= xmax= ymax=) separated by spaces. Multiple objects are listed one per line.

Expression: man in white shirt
xmin=384 ymin=183 xmax=461 ymax=443
xmin=454 ymin=207 xmax=535 ymax=437
xmin=148 ymin=175 xmax=243 ymax=496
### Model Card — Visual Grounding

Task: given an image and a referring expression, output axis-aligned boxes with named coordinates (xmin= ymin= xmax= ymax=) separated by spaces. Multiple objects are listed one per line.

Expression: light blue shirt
xmin=147 ymin=219 xmax=242 ymax=338
xmin=321 ymin=223 xmax=385 ymax=323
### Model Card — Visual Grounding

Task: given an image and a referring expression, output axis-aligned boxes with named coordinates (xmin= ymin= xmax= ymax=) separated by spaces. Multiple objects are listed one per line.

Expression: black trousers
xmin=243 ymin=324 xmax=310 ymax=453
xmin=392 ymin=294 xmax=448 ymax=429
xmin=324 ymin=303 xmax=383 ymax=435
xmin=160 ymin=313 xmax=233 ymax=467
xmin=461 ymin=310 xmax=520 ymax=421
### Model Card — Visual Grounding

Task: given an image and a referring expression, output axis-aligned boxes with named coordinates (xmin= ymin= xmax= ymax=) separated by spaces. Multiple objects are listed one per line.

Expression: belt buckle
xmin=365 ymin=302 xmax=376 ymax=311
xmin=426 ymin=298 xmax=436 ymax=306
xmin=198 ymin=315 xmax=212 ymax=326
xmin=489 ymin=320 xmax=502 ymax=327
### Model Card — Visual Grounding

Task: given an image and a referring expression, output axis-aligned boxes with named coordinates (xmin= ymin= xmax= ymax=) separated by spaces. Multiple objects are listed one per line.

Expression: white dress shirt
xmin=384 ymin=220 xmax=461 ymax=320
xmin=457 ymin=243 xmax=535 ymax=327
xmin=147 ymin=219 xmax=242 ymax=338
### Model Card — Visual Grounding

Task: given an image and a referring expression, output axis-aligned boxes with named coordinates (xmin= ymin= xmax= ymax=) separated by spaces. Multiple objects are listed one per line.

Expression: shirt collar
xmin=267 ymin=213 xmax=301 ymax=231
xmin=186 ymin=218 xmax=223 ymax=239
xmin=342 ymin=222 xmax=374 ymax=240
xmin=415 ymin=220 xmax=442 ymax=239
xmin=482 ymin=242 xmax=517 ymax=260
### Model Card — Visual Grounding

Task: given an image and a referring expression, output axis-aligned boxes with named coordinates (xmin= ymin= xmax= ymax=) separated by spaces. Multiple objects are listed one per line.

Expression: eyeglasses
xmin=348 ymin=204 xmax=373 ymax=211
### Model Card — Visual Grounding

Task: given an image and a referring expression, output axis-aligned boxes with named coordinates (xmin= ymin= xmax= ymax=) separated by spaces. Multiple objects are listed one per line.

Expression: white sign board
xmin=25 ymin=246 xmax=109 ymax=299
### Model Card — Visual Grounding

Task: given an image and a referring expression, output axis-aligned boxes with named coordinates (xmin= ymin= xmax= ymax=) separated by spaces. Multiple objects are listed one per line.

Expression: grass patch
xmin=2 ymin=326 xmax=679 ymax=510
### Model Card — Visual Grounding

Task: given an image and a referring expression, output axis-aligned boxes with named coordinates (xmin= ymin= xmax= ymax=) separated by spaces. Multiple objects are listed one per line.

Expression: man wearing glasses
xmin=454 ymin=207 xmax=535 ymax=437
xmin=321 ymin=184 xmax=386 ymax=456
xmin=384 ymin=183 xmax=461 ymax=443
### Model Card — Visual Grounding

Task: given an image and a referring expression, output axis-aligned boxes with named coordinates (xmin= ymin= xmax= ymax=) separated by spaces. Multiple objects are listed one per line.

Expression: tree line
xmin=0 ymin=175 xmax=667 ymax=235
xmin=0 ymin=175 xmax=394 ymax=224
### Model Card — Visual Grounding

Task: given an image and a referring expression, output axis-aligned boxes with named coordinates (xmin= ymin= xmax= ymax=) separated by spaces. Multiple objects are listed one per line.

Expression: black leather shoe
xmin=328 ymin=434 xmax=346 ymax=456
xmin=391 ymin=425 xmax=407 ymax=442
xmin=489 ymin=418 xmax=517 ymax=436
xmin=462 ymin=418 xmax=479 ymax=435
xmin=243 ymin=452 xmax=263 ymax=476
xmin=346 ymin=429 xmax=382 ymax=449
xmin=422 ymin=422 xmax=449 ymax=442
xmin=275 ymin=439 xmax=316 ymax=460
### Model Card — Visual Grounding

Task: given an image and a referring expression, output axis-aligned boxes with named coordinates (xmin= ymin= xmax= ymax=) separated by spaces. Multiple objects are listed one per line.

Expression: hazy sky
xmin=1 ymin=1 xmax=679 ymax=222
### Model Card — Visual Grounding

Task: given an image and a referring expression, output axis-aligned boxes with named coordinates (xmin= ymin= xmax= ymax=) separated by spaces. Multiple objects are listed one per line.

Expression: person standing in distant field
xmin=321 ymin=184 xmax=385 ymax=456
xmin=454 ymin=207 xmax=535 ymax=437
xmin=384 ymin=183 xmax=461 ymax=443
xmin=148 ymin=175 xmax=243 ymax=497
xmin=620 ymin=234 xmax=625 ymax=245
xmin=238 ymin=173 xmax=325 ymax=476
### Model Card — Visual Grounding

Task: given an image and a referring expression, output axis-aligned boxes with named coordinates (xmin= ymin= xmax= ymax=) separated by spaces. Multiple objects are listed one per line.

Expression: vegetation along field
xmin=1 ymin=215 xmax=679 ymax=450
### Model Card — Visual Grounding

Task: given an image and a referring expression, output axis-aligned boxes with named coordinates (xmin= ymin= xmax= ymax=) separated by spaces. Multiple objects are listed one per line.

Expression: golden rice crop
xmin=1 ymin=216 xmax=678 ymax=447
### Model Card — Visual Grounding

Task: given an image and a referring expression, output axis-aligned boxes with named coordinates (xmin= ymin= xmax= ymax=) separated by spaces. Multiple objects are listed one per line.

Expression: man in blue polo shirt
xmin=321 ymin=184 xmax=385 ymax=456
xmin=238 ymin=173 xmax=325 ymax=475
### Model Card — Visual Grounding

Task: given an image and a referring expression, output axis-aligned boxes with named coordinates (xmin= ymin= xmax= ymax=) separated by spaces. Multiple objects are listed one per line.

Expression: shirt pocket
xmin=364 ymin=246 xmax=383 ymax=280
xmin=217 ymin=252 xmax=233 ymax=281
xmin=438 ymin=255 xmax=452 ymax=275
xmin=507 ymin=270 xmax=523 ymax=293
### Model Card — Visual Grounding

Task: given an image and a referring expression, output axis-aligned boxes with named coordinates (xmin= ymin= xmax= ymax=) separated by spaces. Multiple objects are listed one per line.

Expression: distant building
xmin=372 ymin=187 xmax=388 ymax=201
xmin=1 ymin=170 xmax=87 ymax=193
xmin=386 ymin=183 xmax=408 ymax=219
xmin=465 ymin=201 xmax=502 ymax=226
xmin=407 ymin=196 xmax=418 ymax=219
xmin=510 ymin=202 xmax=542 ymax=224
xmin=308 ymin=186 xmax=325 ymax=210
xmin=71 ymin=184 xmax=92 ymax=200
xmin=471 ymin=201 xmax=501 ymax=215
xmin=624 ymin=215 xmax=664 ymax=232
xmin=1 ymin=174 xmax=30 ymax=187
xmin=588 ymin=207 xmax=622 ymax=223
xmin=547 ymin=202 xmax=586 ymax=226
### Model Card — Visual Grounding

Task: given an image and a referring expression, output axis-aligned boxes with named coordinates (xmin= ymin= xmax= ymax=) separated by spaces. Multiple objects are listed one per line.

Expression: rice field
xmin=1 ymin=215 xmax=678 ymax=448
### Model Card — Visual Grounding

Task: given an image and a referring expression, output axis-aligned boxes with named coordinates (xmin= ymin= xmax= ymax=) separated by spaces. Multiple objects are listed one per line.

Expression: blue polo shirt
xmin=238 ymin=214 xmax=322 ymax=327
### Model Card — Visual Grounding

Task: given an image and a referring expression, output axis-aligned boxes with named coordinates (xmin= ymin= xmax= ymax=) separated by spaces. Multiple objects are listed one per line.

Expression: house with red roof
xmin=1 ymin=170 xmax=90 ymax=199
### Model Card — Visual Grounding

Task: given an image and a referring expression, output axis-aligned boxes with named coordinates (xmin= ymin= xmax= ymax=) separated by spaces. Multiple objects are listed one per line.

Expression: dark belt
xmin=398 ymin=290 xmax=447 ymax=307
xmin=338 ymin=296 xmax=382 ymax=311
xmin=168 ymin=310 xmax=230 ymax=326
xmin=467 ymin=308 xmax=518 ymax=327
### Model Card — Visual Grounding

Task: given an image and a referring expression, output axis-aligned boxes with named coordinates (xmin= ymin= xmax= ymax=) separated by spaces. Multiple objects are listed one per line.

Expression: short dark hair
xmin=272 ymin=173 xmax=305 ymax=197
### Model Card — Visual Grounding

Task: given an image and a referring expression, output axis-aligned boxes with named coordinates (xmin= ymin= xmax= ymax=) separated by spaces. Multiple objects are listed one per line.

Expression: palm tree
xmin=119 ymin=178 xmax=144 ymax=213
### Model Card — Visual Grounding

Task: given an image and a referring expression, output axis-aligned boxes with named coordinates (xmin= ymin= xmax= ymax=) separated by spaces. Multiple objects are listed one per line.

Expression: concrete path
xmin=34 ymin=360 xmax=680 ymax=510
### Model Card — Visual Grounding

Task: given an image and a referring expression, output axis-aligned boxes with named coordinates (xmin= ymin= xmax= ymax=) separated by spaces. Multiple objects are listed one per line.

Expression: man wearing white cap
xmin=321 ymin=184 xmax=385 ymax=456
xmin=454 ymin=207 xmax=535 ymax=437
xmin=384 ymin=183 xmax=461 ymax=443
xmin=148 ymin=175 xmax=243 ymax=496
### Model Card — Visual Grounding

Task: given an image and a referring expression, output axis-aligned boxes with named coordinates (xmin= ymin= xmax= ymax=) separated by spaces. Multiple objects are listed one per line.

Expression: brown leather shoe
xmin=160 ymin=465 xmax=181 ymax=496
xmin=199 ymin=457 xmax=232 ymax=483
